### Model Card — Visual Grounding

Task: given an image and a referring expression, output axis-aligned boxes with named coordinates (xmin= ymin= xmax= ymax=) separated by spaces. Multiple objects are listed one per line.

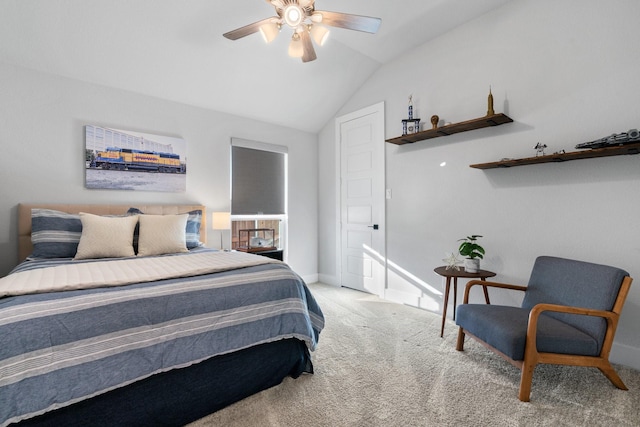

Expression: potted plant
xmin=458 ymin=235 xmax=485 ymax=273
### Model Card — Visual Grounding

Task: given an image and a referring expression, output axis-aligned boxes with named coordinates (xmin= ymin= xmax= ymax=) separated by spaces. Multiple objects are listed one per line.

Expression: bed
xmin=1 ymin=204 xmax=324 ymax=426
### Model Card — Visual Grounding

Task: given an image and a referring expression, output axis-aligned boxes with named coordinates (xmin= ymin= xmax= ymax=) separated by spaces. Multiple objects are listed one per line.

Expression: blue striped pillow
xmin=30 ymin=209 xmax=82 ymax=258
xmin=127 ymin=208 xmax=202 ymax=249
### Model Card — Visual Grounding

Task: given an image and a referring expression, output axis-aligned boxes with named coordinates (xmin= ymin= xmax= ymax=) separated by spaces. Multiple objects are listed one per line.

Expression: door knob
xmin=368 ymin=224 xmax=379 ymax=230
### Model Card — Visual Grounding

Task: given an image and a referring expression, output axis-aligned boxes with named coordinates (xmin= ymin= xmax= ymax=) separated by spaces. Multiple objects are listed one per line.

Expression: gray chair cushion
xmin=521 ymin=256 xmax=628 ymax=351
xmin=456 ymin=304 xmax=599 ymax=361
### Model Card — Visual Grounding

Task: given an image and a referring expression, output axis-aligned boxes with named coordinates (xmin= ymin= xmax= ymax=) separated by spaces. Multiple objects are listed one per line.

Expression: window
xmin=230 ymin=138 xmax=287 ymax=254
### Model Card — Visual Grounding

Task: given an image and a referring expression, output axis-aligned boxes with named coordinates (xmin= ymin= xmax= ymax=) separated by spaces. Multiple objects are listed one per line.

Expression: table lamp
xmin=211 ymin=212 xmax=231 ymax=250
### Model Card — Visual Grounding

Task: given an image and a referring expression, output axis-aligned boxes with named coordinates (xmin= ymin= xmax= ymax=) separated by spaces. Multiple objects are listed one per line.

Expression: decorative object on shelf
xmin=534 ymin=142 xmax=547 ymax=156
xmin=401 ymin=94 xmax=421 ymax=135
xmin=237 ymin=228 xmax=277 ymax=253
xmin=402 ymin=119 xmax=421 ymax=135
xmin=401 ymin=96 xmax=420 ymax=135
xmin=575 ymin=128 xmax=640 ymax=150
xmin=386 ymin=113 xmax=513 ymax=145
xmin=553 ymin=149 xmax=566 ymax=155
xmin=458 ymin=235 xmax=485 ymax=273
xmin=442 ymin=252 xmax=461 ymax=271
xmin=430 ymin=115 xmax=439 ymax=130
xmin=487 ymin=86 xmax=495 ymax=116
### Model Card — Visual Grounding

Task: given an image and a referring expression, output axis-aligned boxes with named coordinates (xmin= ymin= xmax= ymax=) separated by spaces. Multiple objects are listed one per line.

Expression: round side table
xmin=434 ymin=266 xmax=496 ymax=337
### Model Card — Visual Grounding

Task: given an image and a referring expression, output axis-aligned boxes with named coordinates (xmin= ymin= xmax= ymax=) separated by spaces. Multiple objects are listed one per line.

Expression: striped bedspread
xmin=0 ymin=250 xmax=324 ymax=426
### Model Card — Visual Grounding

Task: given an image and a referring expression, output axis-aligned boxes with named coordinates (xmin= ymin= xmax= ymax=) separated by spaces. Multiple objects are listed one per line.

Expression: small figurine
xmin=443 ymin=252 xmax=461 ymax=271
xmin=487 ymin=86 xmax=495 ymax=116
xmin=408 ymin=95 xmax=413 ymax=120
xmin=575 ymin=128 xmax=640 ymax=149
xmin=431 ymin=115 xmax=439 ymax=130
xmin=534 ymin=142 xmax=547 ymax=156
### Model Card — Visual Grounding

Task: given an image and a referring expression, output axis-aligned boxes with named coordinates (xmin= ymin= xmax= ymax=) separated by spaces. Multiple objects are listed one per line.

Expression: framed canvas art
xmin=85 ymin=125 xmax=186 ymax=192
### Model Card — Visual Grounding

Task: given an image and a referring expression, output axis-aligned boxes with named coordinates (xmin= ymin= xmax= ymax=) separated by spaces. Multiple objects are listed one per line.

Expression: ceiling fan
xmin=223 ymin=0 xmax=381 ymax=63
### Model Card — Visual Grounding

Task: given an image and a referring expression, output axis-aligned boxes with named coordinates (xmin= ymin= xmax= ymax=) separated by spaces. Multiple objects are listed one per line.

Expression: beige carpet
xmin=188 ymin=283 xmax=640 ymax=426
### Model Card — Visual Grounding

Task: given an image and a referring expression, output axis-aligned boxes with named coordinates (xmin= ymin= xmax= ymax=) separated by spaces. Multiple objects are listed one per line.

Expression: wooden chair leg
xmin=598 ymin=363 xmax=628 ymax=390
xmin=518 ymin=360 xmax=536 ymax=402
xmin=456 ymin=328 xmax=465 ymax=351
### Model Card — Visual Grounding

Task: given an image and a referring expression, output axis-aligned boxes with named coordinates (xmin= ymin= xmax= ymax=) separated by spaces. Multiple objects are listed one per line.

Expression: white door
xmin=337 ymin=103 xmax=385 ymax=296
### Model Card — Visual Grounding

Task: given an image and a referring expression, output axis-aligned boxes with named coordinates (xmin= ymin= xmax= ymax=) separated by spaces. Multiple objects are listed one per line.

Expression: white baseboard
xmin=383 ymin=288 xmax=421 ymax=307
xmin=301 ymin=273 xmax=319 ymax=284
xmin=317 ymin=274 xmax=339 ymax=286
xmin=611 ymin=341 xmax=640 ymax=371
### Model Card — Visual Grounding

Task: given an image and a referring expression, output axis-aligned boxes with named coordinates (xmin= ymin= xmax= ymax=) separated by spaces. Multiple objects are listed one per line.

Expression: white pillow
xmin=74 ymin=213 xmax=138 ymax=260
xmin=137 ymin=214 xmax=189 ymax=257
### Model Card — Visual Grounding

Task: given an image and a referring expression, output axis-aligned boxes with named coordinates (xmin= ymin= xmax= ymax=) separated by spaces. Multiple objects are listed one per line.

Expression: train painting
xmin=93 ymin=147 xmax=185 ymax=173
xmin=85 ymin=125 xmax=187 ymax=192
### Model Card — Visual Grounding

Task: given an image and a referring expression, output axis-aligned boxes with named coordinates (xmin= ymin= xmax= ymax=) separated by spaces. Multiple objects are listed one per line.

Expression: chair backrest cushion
xmin=521 ymin=256 xmax=628 ymax=347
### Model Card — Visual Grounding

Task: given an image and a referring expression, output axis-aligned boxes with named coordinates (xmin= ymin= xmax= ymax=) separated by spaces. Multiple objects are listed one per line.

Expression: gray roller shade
xmin=231 ymin=145 xmax=286 ymax=215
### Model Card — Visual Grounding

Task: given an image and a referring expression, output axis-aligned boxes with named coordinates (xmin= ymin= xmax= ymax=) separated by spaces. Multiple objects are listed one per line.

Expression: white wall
xmin=319 ymin=0 xmax=640 ymax=369
xmin=0 ymin=63 xmax=318 ymax=282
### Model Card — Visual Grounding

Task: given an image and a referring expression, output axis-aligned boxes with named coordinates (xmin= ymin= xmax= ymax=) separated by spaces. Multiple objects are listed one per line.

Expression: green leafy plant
xmin=458 ymin=235 xmax=485 ymax=259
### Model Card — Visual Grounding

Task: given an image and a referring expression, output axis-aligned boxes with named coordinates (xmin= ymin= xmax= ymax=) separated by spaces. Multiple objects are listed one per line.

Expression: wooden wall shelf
xmin=470 ymin=142 xmax=640 ymax=169
xmin=386 ymin=113 xmax=513 ymax=145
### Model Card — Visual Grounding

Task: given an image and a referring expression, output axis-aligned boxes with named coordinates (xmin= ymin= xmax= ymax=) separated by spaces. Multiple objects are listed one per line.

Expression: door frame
xmin=334 ymin=101 xmax=386 ymax=294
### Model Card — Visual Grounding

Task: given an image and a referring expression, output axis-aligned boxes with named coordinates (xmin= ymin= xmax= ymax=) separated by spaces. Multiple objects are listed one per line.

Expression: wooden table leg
xmin=452 ymin=277 xmax=458 ymax=321
xmin=440 ymin=277 xmax=451 ymax=337
xmin=481 ymin=278 xmax=491 ymax=304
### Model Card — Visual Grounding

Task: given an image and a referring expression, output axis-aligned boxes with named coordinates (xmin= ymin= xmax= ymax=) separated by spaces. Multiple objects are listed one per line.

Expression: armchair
xmin=455 ymin=256 xmax=633 ymax=401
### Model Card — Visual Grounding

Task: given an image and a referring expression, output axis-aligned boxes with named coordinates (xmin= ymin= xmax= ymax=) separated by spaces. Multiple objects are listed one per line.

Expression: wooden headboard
xmin=18 ymin=204 xmax=207 ymax=263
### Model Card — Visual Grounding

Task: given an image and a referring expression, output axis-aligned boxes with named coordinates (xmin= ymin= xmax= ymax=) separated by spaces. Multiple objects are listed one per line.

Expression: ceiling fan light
xmin=288 ymin=34 xmax=304 ymax=58
xmin=284 ymin=5 xmax=303 ymax=28
xmin=310 ymin=12 xmax=323 ymax=23
xmin=259 ymin=22 xmax=280 ymax=43
xmin=310 ymin=24 xmax=329 ymax=46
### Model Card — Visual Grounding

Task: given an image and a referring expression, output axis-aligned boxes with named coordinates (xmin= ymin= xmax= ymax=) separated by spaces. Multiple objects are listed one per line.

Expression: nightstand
xmin=254 ymin=249 xmax=284 ymax=261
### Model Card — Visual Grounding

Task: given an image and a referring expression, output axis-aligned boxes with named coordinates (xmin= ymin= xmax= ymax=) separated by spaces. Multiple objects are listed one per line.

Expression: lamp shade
xmin=212 ymin=212 xmax=231 ymax=250
xmin=288 ymin=34 xmax=303 ymax=58
xmin=212 ymin=212 xmax=231 ymax=230
xmin=259 ymin=22 xmax=280 ymax=43
xmin=310 ymin=24 xmax=329 ymax=46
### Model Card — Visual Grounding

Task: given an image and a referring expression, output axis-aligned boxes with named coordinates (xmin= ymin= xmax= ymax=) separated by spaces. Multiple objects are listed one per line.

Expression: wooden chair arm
xmin=462 ymin=280 xmax=528 ymax=303
xmin=529 ymin=303 xmax=618 ymax=321
xmin=526 ymin=303 xmax=619 ymax=349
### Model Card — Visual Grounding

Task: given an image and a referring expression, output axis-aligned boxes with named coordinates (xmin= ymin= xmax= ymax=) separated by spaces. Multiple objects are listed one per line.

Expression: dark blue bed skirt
xmin=14 ymin=338 xmax=312 ymax=427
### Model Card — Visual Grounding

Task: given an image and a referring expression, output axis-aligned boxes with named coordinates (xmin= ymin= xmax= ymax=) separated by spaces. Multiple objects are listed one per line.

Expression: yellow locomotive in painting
xmin=93 ymin=147 xmax=185 ymax=173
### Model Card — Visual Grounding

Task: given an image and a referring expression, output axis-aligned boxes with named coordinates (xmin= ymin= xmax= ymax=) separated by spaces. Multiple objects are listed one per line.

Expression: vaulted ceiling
xmin=0 ymin=0 xmax=513 ymax=132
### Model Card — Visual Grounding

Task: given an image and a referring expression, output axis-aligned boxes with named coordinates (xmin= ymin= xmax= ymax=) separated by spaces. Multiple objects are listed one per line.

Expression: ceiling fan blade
xmin=315 ymin=11 xmax=381 ymax=34
xmin=223 ymin=17 xmax=274 ymax=40
xmin=269 ymin=0 xmax=284 ymax=8
xmin=300 ymin=30 xmax=317 ymax=63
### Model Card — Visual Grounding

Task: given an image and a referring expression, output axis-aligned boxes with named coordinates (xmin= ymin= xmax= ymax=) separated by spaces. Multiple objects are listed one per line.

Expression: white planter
xmin=464 ymin=258 xmax=480 ymax=273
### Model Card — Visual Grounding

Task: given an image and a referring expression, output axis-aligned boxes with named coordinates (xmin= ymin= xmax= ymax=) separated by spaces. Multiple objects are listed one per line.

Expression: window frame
xmin=230 ymin=138 xmax=288 ymax=260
